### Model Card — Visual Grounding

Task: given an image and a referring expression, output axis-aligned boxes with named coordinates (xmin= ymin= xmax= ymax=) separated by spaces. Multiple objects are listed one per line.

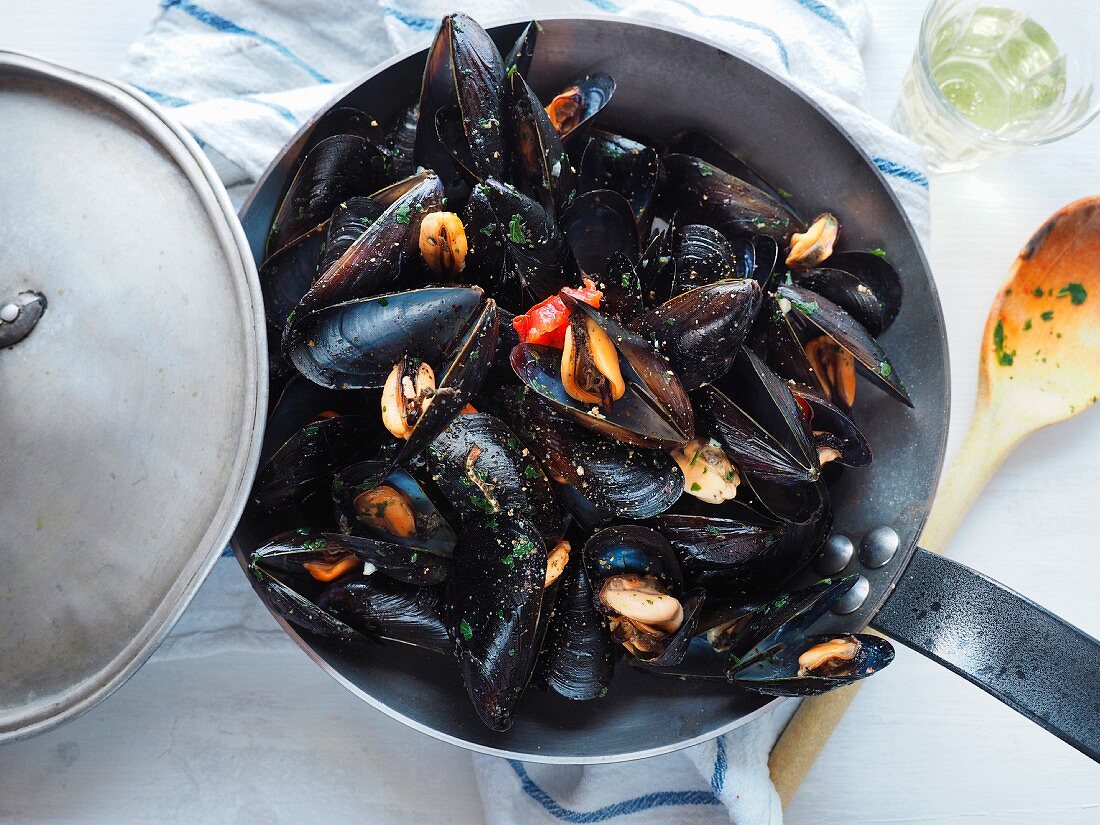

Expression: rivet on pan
xmin=815 ymin=533 xmax=854 ymax=576
xmin=0 ymin=303 xmax=20 ymax=323
xmin=832 ymin=575 xmax=870 ymax=615
xmin=859 ymin=526 xmax=900 ymax=569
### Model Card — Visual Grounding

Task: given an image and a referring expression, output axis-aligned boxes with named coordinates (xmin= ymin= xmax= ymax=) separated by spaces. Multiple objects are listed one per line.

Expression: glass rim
xmin=917 ymin=0 xmax=1100 ymax=147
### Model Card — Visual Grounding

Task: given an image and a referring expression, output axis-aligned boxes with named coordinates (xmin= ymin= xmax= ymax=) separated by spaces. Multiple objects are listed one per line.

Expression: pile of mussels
xmin=248 ymin=13 xmax=907 ymax=731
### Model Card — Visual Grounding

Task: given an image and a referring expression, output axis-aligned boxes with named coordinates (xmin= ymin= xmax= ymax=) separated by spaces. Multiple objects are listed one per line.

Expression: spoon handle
xmin=769 ymin=396 xmax=1021 ymax=805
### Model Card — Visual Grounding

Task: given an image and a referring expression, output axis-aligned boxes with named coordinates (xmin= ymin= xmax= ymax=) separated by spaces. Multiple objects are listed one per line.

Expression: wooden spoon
xmin=769 ymin=196 xmax=1100 ymax=805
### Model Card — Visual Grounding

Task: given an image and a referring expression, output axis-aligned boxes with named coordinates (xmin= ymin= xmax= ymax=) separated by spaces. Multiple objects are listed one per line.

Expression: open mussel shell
xmin=755 ymin=293 xmax=821 ymax=391
xmin=446 ymin=513 xmax=549 ymax=731
xmin=261 ymin=375 xmax=371 ymax=462
xmin=774 ymin=283 xmax=912 ymax=407
xmin=511 ymin=301 xmax=694 ymax=448
xmin=384 ymin=103 xmax=420 ymax=180
xmin=578 ymin=130 xmax=659 ymax=237
xmin=723 ymin=574 xmax=858 ymax=673
xmin=415 ymin=13 xmax=507 ymax=190
xmin=317 ymin=575 xmax=453 ymax=655
xmin=325 ymin=533 xmax=450 ymax=585
xmin=630 ymin=279 xmax=762 ymax=390
xmin=286 ymin=285 xmax=491 ymax=389
xmin=664 ymin=130 xmax=801 ymax=221
xmin=267 ymin=132 xmax=390 ymax=258
xmin=421 ymin=412 xmax=564 ymax=546
xmin=658 ymin=154 xmax=804 ymax=243
xmin=501 ymin=386 xmax=683 ymax=523
xmin=252 ymin=414 xmax=376 ymax=513
xmin=538 ymin=558 xmax=615 ymax=701
xmin=561 ymin=189 xmax=640 ymax=279
xmin=581 ymin=525 xmax=704 ymax=666
xmin=826 ymin=251 xmax=904 ymax=333
xmin=332 ymin=461 xmax=457 ymax=556
xmin=729 ymin=632 xmax=894 ymax=697
xmin=791 ymin=385 xmax=872 ymax=467
xmin=291 ymin=173 xmax=444 ymax=317
xmin=510 ymin=70 xmax=574 ymax=214
xmin=546 ymin=73 xmax=616 ymax=138
xmin=594 ymin=250 xmax=645 ymax=323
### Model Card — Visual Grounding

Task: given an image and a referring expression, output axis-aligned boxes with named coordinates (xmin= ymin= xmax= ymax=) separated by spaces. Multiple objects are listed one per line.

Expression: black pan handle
xmin=869 ymin=547 xmax=1100 ymax=762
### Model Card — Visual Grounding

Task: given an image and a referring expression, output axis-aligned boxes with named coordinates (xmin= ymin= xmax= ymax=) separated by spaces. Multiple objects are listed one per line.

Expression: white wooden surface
xmin=1 ymin=1 xmax=1098 ymax=822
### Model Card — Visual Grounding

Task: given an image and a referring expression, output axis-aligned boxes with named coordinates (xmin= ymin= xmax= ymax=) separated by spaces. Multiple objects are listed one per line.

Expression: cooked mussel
xmin=446 ymin=513 xmax=550 ymax=730
xmin=545 ymin=73 xmax=616 ymax=138
xmin=630 ymin=280 xmax=763 ymax=390
xmin=659 ymin=154 xmax=804 ymax=243
xmin=317 ymin=575 xmax=453 ymax=654
xmin=538 ymin=556 xmax=615 ymax=700
xmin=578 ymin=130 xmax=659 ymax=236
xmin=724 ymin=575 xmax=893 ymax=695
xmin=794 ymin=250 xmax=904 ymax=336
xmin=510 ymin=70 xmax=574 ymax=214
xmin=500 ymin=385 xmax=683 ymax=523
xmin=582 ymin=526 xmax=704 ymax=665
xmin=511 ymin=297 xmax=694 ymax=448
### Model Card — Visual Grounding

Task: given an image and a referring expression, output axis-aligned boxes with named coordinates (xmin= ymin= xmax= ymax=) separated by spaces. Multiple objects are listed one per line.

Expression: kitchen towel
xmin=124 ymin=1 xmax=929 ymax=822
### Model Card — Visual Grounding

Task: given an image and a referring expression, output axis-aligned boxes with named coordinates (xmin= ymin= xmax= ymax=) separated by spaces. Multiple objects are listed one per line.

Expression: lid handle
xmin=0 ymin=291 xmax=47 ymax=349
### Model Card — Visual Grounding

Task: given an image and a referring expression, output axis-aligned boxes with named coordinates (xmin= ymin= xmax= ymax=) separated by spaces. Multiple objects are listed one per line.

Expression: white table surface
xmin=2 ymin=1 xmax=1099 ymax=823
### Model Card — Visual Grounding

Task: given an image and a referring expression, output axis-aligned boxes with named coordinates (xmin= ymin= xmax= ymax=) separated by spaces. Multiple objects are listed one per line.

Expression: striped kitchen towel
xmin=124 ymin=1 xmax=928 ymax=823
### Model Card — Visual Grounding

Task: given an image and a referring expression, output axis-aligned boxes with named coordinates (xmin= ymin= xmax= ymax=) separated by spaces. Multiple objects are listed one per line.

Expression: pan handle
xmin=869 ymin=547 xmax=1100 ymax=762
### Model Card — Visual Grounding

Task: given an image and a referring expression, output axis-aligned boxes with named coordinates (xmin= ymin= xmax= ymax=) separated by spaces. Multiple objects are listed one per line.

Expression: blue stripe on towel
xmin=710 ymin=736 xmax=728 ymax=796
xmin=508 ymin=761 xmax=721 ymax=822
xmin=873 ymin=156 xmax=930 ymax=188
xmin=246 ymin=96 xmax=300 ymax=124
xmin=162 ymin=0 xmax=331 ymax=83
xmin=787 ymin=0 xmax=850 ymax=35
xmin=379 ymin=5 xmax=439 ymax=31
xmin=582 ymin=0 xmax=789 ymax=69
xmin=135 ymin=85 xmax=193 ymax=107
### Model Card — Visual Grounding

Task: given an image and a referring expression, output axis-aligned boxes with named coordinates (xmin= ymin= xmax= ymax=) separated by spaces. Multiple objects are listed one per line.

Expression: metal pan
xmin=233 ymin=16 xmax=1100 ymax=762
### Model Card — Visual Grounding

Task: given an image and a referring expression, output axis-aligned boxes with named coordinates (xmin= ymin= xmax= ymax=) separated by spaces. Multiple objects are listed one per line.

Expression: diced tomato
xmin=512 ymin=279 xmax=602 ymax=349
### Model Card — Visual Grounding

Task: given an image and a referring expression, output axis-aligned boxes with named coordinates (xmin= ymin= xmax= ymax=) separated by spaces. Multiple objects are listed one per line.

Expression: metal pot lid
xmin=0 ymin=53 xmax=266 ymax=741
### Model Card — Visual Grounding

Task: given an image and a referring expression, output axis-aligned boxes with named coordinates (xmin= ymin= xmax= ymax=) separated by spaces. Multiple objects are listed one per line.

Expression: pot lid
xmin=0 ymin=53 xmax=266 ymax=741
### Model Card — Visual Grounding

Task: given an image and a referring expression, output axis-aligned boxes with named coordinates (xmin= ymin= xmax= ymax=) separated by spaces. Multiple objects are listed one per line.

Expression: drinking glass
xmin=893 ymin=0 xmax=1100 ymax=172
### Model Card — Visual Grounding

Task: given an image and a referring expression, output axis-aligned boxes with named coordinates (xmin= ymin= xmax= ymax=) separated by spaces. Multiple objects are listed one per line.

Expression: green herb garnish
xmin=1057 ymin=282 xmax=1088 ymax=305
xmin=509 ymin=213 xmax=527 ymax=243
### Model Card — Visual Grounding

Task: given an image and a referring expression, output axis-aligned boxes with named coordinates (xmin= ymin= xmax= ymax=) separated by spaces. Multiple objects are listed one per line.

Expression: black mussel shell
xmin=267 ymin=133 xmax=390 ymax=258
xmin=826 ymin=251 xmax=903 ymax=333
xmin=755 ymin=293 xmax=821 ymax=391
xmin=320 ymin=196 xmax=385 ymax=273
xmin=724 ymin=575 xmax=857 ymax=673
xmin=502 ymin=387 xmax=683 ymax=522
xmin=462 ymin=183 xmax=509 ymax=295
xmin=326 ymin=533 xmax=449 ymax=585
xmin=546 ymin=73 xmax=616 ymax=138
xmin=664 ymin=131 xmax=801 ymax=221
xmin=665 ymin=224 xmax=739 ymax=299
xmin=729 ymin=633 xmax=894 ymax=696
xmin=659 ymin=154 xmax=804 ymax=243
xmin=286 ymin=286 xmax=491 ymax=389
xmin=260 ymin=227 xmax=324 ymax=330
xmin=482 ymin=178 xmax=570 ymax=307
xmin=510 ymin=70 xmax=574 ymax=214
xmin=578 ymin=131 xmax=659 ymax=237
xmin=792 ymin=268 xmax=887 ymax=337
xmin=252 ymin=415 xmax=376 ymax=512
xmin=561 ymin=189 xmax=640 ymax=279
xmin=261 ymin=375 xmax=372 ymax=465
xmin=511 ymin=300 xmax=694 ymax=448
xmin=538 ymin=558 xmax=615 ymax=701
xmin=291 ymin=173 xmax=444 ymax=317
xmin=385 ymin=103 xmax=419 ymax=180
xmin=421 ymin=412 xmax=564 ymax=546
xmin=774 ymin=283 xmax=911 ymax=407
xmin=630 ymin=280 xmax=763 ymax=390
xmin=750 ymin=236 xmax=782 ymax=286
xmin=317 ymin=575 xmax=453 ymax=655
xmin=651 ymin=512 xmax=784 ymax=589
xmin=504 ymin=21 xmax=538 ymax=78
xmin=791 ymin=385 xmax=872 ymax=467
xmin=446 ymin=513 xmax=549 ymax=731
xmin=415 ymin=13 xmax=506 ymax=190
xmin=594 ymin=250 xmax=645 ymax=324
xmin=332 ymin=461 xmax=457 ymax=557
xmin=251 ymin=566 xmax=362 ymax=641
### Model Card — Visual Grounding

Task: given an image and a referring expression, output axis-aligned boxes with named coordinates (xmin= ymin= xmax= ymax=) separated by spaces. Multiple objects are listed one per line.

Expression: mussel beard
xmin=561 ymin=314 xmax=625 ymax=410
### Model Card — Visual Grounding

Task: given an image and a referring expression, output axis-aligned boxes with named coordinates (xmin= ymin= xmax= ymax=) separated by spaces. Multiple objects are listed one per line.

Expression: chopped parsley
xmin=1041 ymin=310 xmax=1054 ymax=321
xmin=869 ymin=247 xmax=887 ymax=258
xmin=459 ymin=619 xmax=473 ymax=641
xmin=394 ymin=204 xmax=411 ymax=225
xmin=690 ymin=482 xmax=702 ymax=492
xmin=508 ymin=213 xmax=527 ymax=244
xmin=1033 ymin=286 xmax=1045 ymax=297
xmin=1024 ymin=319 xmax=1032 ymax=331
xmin=1057 ymin=282 xmax=1088 ymax=305
xmin=993 ymin=319 xmax=1015 ymax=366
